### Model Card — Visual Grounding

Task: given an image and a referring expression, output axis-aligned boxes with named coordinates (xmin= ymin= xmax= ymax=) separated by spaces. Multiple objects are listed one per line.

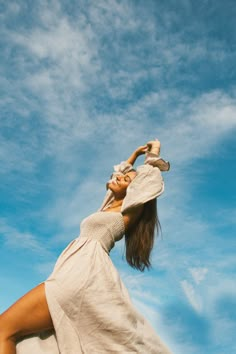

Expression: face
xmin=107 ymin=171 xmax=137 ymax=197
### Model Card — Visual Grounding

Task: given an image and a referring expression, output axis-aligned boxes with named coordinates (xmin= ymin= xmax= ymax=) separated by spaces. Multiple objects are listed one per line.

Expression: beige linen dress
xmin=16 ymin=154 xmax=171 ymax=354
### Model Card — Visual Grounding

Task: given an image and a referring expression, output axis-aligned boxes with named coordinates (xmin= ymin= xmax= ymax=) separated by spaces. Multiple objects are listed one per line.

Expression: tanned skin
xmin=0 ymin=141 xmax=160 ymax=354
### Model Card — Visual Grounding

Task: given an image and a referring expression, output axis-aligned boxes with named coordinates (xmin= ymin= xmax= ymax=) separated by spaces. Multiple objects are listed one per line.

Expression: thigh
xmin=0 ymin=283 xmax=53 ymax=339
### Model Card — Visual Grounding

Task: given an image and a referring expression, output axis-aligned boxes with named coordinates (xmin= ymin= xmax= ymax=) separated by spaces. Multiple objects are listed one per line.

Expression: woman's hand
xmin=126 ymin=140 xmax=161 ymax=166
xmin=126 ymin=145 xmax=148 ymax=165
xmin=134 ymin=145 xmax=149 ymax=156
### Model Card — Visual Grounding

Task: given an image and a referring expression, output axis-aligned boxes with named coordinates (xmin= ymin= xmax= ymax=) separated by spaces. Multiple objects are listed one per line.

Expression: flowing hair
xmin=125 ymin=198 xmax=160 ymax=271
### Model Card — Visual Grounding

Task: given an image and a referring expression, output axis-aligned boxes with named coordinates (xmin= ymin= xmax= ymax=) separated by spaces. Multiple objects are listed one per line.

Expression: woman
xmin=0 ymin=140 xmax=171 ymax=354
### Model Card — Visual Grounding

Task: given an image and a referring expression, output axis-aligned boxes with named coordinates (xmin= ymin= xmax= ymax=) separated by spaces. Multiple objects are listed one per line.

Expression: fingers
xmin=141 ymin=144 xmax=148 ymax=151
xmin=135 ymin=140 xmax=161 ymax=156
xmin=134 ymin=145 xmax=148 ymax=157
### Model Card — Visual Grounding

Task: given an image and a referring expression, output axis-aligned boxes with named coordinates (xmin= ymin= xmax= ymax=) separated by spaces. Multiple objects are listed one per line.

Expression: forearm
xmin=126 ymin=151 xmax=139 ymax=166
xmin=123 ymin=140 xmax=162 ymax=167
xmin=126 ymin=145 xmax=148 ymax=166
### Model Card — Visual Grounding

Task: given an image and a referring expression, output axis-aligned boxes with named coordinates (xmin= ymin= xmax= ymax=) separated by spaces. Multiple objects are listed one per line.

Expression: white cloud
xmin=0 ymin=218 xmax=50 ymax=256
xmin=0 ymin=135 xmax=37 ymax=175
xmin=157 ymin=90 xmax=236 ymax=164
xmin=216 ymin=207 xmax=236 ymax=226
xmin=45 ymin=179 xmax=105 ymax=244
xmin=88 ymin=0 xmax=139 ymax=33
xmin=131 ymin=298 xmax=175 ymax=352
xmin=5 ymin=2 xmax=21 ymax=15
xmin=0 ymin=2 xmax=235 ymax=353
xmin=34 ymin=261 xmax=55 ymax=277
xmin=2 ymin=0 xmax=236 ymax=172
xmin=190 ymin=267 xmax=208 ymax=285
xmin=132 ymin=298 xmax=160 ymax=328
xmin=181 ymin=279 xmax=202 ymax=313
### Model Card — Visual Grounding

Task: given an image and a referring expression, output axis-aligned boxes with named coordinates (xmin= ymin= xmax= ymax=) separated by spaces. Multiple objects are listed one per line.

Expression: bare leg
xmin=0 ymin=283 xmax=53 ymax=354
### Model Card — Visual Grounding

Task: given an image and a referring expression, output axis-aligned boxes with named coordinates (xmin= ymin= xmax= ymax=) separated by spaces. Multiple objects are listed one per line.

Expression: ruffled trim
xmin=145 ymin=153 xmax=170 ymax=171
xmin=113 ymin=161 xmax=134 ymax=174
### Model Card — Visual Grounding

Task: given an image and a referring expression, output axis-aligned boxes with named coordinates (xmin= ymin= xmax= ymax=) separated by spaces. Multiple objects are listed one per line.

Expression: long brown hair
xmin=125 ymin=198 xmax=160 ymax=271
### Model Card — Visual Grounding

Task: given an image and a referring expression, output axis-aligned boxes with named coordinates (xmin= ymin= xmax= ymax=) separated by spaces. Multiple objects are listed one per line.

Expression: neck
xmin=113 ymin=191 xmax=126 ymax=202
xmin=105 ymin=198 xmax=123 ymax=211
xmin=111 ymin=198 xmax=123 ymax=206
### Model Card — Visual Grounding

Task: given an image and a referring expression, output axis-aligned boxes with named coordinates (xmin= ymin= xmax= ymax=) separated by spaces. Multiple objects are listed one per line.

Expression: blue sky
xmin=1 ymin=0 xmax=236 ymax=353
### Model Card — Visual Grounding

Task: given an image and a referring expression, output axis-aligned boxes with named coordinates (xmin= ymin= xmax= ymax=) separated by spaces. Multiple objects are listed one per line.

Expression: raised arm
xmin=126 ymin=145 xmax=149 ymax=165
xmin=127 ymin=140 xmax=169 ymax=171
xmin=108 ymin=144 xmax=149 ymax=181
xmin=99 ymin=140 xmax=169 ymax=212
xmin=121 ymin=140 xmax=169 ymax=213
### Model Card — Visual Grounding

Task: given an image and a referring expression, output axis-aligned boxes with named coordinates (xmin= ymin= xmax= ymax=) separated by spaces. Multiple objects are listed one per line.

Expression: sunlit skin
xmin=0 ymin=141 xmax=160 ymax=354
xmin=107 ymin=171 xmax=137 ymax=199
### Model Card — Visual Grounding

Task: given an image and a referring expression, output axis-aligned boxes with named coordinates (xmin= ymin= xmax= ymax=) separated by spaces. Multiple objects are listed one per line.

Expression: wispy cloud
xmin=0 ymin=218 xmax=49 ymax=256
xmin=181 ymin=279 xmax=202 ymax=313
xmin=1 ymin=1 xmax=236 ymax=353
xmin=2 ymin=0 xmax=236 ymax=173
xmin=190 ymin=267 xmax=208 ymax=285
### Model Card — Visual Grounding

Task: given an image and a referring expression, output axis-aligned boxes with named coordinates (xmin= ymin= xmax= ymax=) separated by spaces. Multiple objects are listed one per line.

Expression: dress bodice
xmin=17 ymin=155 xmax=171 ymax=354
xmin=79 ymin=212 xmax=125 ymax=253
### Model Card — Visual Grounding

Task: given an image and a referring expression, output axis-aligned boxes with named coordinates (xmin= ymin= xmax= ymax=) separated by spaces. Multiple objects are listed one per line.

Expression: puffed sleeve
xmin=112 ymin=161 xmax=134 ymax=177
xmin=99 ymin=161 xmax=134 ymax=211
xmin=121 ymin=153 xmax=165 ymax=213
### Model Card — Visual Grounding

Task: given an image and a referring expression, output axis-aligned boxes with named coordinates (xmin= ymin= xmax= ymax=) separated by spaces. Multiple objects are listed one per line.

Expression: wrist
xmin=127 ymin=151 xmax=138 ymax=165
xmin=134 ymin=150 xmax=141 ymax=157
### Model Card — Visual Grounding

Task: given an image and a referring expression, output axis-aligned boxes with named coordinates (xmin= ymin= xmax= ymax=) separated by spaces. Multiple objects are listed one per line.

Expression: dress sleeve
xmin=98 ymin=161 xmax=134 ymax=211
xmin=111 ymin=161 xmax=134 ymax=177
xmin=121 ymin=153 xmax=165 ymax=213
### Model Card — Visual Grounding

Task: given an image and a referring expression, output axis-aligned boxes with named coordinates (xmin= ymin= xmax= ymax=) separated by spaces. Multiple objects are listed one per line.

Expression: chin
xmin=107 ymin=183 xmax=115 ymax=192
